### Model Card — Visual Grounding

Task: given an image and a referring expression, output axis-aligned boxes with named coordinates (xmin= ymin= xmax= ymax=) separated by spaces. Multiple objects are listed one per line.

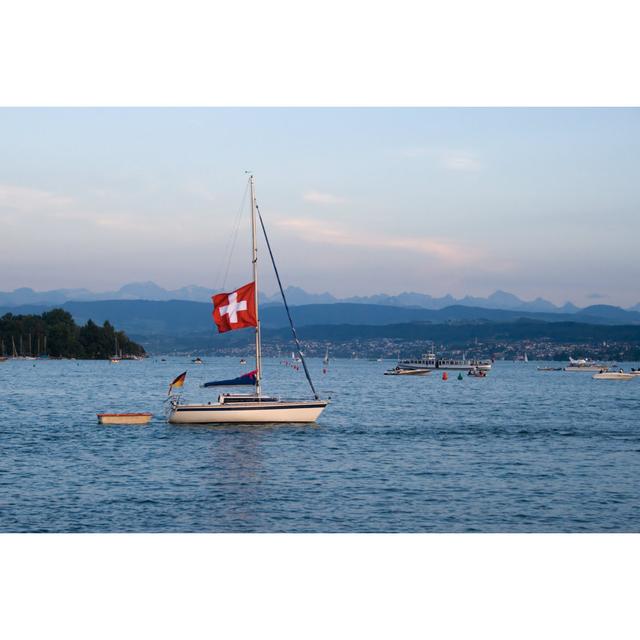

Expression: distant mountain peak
xmin=0 ymin=282 xmax=632 ymax=316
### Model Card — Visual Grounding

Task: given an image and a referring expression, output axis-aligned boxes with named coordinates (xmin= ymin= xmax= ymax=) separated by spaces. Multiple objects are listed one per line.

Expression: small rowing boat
xmin=97 ymin=412 xmax=153 ymax=424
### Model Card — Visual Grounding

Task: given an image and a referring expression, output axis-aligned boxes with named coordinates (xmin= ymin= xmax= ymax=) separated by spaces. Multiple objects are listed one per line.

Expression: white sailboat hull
xmin=168 ymin=400 xmax=328 ymax=424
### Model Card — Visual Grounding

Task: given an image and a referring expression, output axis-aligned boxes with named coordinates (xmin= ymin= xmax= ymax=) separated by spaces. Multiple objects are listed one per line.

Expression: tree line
xmin=0 ymin=309 xmax=146 ymax=359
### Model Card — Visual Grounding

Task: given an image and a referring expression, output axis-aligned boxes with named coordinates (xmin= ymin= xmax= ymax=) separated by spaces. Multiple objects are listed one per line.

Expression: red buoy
xmin=442 ymin=371 xmax=448 ymax=380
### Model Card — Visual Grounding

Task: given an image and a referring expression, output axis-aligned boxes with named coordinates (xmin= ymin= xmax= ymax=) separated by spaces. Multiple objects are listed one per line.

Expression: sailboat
xmin=110 ymin=336 xmax=121 ymax=363
xmin=323 ymin=347 xmax=329 ymax=366
xmin=168 ymin=175 xmax=328 ymax=424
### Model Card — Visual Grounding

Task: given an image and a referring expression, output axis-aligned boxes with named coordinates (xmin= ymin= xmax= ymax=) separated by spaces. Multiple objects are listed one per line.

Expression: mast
xmin=249 ymin=174 xmax=262 ymax=395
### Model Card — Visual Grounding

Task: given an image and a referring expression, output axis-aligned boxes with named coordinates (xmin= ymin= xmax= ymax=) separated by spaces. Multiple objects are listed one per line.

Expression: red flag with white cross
xmin=212 ymin=281 xmax=257 ymax=333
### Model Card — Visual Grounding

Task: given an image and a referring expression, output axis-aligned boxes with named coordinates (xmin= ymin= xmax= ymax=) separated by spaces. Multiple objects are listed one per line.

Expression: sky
xmin=1 ymin=107 xmax=639 ymax=306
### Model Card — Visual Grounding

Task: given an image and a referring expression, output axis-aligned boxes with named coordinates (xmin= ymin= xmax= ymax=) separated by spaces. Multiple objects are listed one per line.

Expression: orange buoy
xmin=442 ymin=371 xmax=448 ymax=380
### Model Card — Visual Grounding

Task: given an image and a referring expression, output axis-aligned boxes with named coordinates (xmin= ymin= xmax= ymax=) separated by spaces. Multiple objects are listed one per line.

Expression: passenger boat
xmin=397 ymin=351 xmax=492 ymax=372
xmin=592 ymin=370 xmax=634 ymax=380
xmin=168 ymin=175 xmax=328 ymax=425
xmin=97 ymin=412 xmax=153 ymax=424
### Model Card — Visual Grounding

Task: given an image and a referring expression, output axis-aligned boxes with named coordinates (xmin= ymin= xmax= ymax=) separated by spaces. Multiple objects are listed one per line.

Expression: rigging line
xmin=213 ymin=179 xmax=250 ymax=291
xmin=256 ymin=203 xmax=320 ymax=400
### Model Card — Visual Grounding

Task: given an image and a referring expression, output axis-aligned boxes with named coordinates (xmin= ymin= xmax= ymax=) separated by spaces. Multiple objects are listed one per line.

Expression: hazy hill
xmin=3 ymin=300 xmax=640 ymax=340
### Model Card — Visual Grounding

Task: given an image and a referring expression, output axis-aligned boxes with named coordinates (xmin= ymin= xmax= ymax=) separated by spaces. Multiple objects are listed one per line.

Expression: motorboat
xmin=384 ymin=367 xmax=431 ymax=376
xmin=564 ymin=357 xmax=607 ymax=372
xmin=592 ymin=370 xmax=634 ymax=380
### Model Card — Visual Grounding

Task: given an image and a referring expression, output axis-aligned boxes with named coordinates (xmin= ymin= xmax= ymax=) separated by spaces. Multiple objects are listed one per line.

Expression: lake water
xmin=1 ymin=357 xmax=639 ymax=532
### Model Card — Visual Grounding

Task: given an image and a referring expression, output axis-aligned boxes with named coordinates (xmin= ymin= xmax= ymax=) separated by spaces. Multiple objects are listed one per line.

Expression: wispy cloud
xmin=274 ymin=217 xmax=487 ymax=267
xmin=440 ymin=151 xmax=481 ymax=171
xmin=393 ymin=148 xmax=481 ymax=171
xmin=587 ymin=292 xmax=607 ymax=300
xmin=303 ymin=190 xmax=347 ymax=205
xmin=0 ymin=184 xmax=73 ymax=212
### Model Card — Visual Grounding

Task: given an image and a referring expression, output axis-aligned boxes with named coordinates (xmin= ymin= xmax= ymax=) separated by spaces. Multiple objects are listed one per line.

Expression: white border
xmin=1 ymin=0 xmax=639 ymax=106
xmin=1 ymin=534 xmax=638 ymax=639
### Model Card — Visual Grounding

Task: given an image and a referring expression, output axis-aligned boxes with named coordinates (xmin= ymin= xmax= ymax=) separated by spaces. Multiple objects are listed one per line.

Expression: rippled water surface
xmin=1 ymin=357 xmax=639 ymax=532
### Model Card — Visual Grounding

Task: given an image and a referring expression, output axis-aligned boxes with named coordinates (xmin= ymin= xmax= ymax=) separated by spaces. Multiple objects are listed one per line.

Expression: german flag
xmin=168 ymin=371 xmax=187 ymax=395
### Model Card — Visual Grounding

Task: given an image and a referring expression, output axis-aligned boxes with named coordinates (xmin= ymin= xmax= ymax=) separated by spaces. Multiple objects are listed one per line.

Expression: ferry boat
xmin=397 ymin=351 xmax=492 ymax=372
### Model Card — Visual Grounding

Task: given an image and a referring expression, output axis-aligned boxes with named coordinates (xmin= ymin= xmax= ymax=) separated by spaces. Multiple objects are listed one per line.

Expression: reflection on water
xmin=1 ymin=357 xmax=640 ymax=532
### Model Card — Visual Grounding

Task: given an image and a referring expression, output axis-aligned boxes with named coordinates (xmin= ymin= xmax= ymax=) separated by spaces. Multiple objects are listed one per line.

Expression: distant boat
xmin=592 ymin=370 xmax=634 ymax=380
xmin=397 ymin=350 xmax=491 ymax=372
xmin=110 ymin=336 xmax=121 ymax=363
xmin=524 ymin=353 xmax=528 ymax=363
xmin=537 ymin=366 xmax=562 ymax=371
xmin=564 ymin=357 xmax=607 ymax=372
xmin=384 ymin=366 xmax=431 ymax=376
xmin=468 ymin=367 xmax=487 ymax=377
xmin=323 ymin=347 xmax=329 ymax=366
xmin=192 ymin=357 xmax=204 ymax=364
xmin=240 ymin=358 xmax=247 ymax=364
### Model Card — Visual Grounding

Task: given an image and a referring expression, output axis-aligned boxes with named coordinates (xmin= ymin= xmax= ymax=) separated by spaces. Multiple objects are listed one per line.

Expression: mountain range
xmin=2 ymin=300 xmax=640 ymax=341
xmin=2 ymin=282 xmax=638 ymax=313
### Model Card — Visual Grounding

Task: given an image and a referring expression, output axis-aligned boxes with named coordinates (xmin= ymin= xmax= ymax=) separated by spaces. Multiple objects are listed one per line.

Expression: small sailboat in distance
xmin=110 ymin=336 xmax=121 ymax=363
xmin=168 ymin=174 xmax=328 ymax=424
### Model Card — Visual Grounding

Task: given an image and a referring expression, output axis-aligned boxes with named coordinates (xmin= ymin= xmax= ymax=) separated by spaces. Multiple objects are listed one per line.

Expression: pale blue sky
xmin=1 ymin=108 xmax=639 ymax=305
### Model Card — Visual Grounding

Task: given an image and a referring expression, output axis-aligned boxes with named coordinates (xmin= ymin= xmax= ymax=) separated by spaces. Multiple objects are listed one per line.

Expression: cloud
xmin=586 ymin=292 xmax=607 ymax=300
xmin=0 ymin=184 xmax=73 ymax=212
xmin=440 ymin=151 xmax=480 ymax=171
xmin=303 ymin=190 xmax=347 ymax=205
xmin=274 ymin=217 xmax=487 ymax=267
xmin=393 ymin=148 xmax=481 ymax=171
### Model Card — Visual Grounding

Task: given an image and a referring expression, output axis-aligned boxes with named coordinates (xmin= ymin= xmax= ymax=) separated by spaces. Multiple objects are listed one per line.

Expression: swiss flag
xmin=212 ymin=281 xmax=257 ymax=333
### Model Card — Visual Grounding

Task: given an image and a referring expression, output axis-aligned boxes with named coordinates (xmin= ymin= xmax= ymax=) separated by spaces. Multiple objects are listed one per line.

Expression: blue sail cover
xmin=203 ymin=370 xmax=257 ymax=388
